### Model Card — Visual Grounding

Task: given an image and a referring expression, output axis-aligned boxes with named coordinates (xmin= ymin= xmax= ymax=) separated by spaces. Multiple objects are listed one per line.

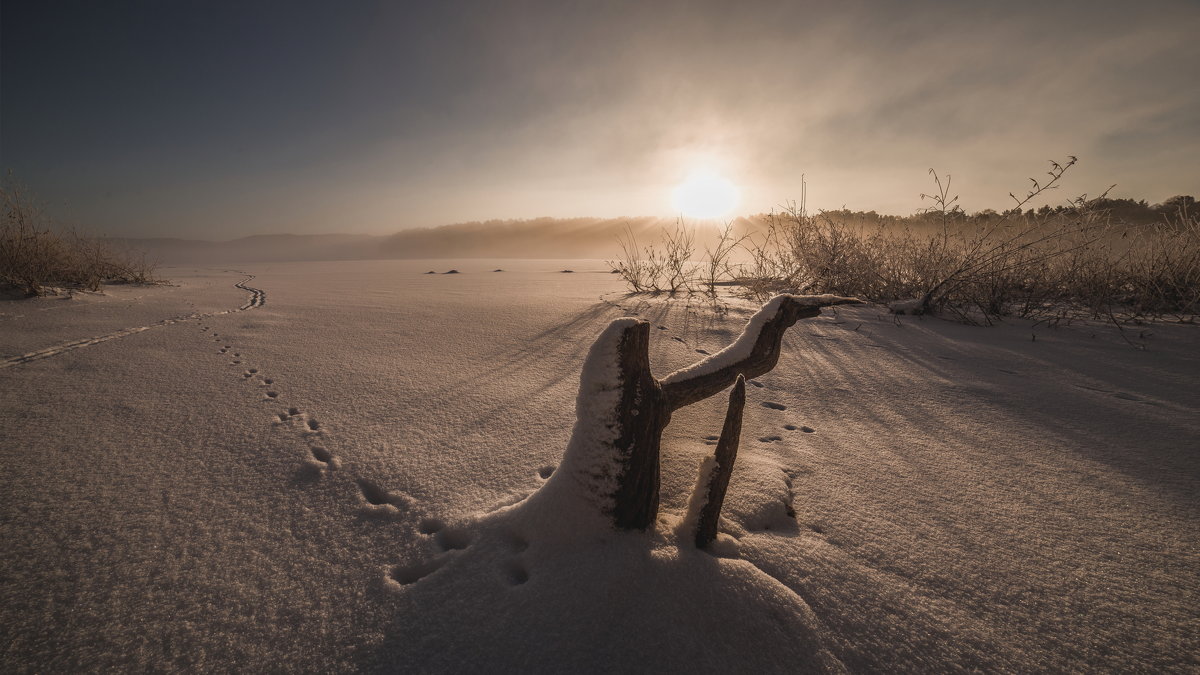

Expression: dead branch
xmin=695 ymin=375 xmax=745 ymax=548
xmin=557 ymin=294 xmax=859 ymax=531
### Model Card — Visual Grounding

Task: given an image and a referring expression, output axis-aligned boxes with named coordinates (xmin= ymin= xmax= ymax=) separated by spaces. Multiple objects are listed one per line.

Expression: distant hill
xmin=115 ymin=233 xmax=385 ymax=264
xmin=376 ymin=216 xmax=684 ymax=260
xmin=121 ymin=195 xmax=1195 ymax=265
xmin=119 ymin=217 xmax=741 ymax=264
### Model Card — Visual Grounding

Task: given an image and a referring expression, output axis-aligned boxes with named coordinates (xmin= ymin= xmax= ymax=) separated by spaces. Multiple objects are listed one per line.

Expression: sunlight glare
xmin=671 ymin=170 xmax=740 ymax=219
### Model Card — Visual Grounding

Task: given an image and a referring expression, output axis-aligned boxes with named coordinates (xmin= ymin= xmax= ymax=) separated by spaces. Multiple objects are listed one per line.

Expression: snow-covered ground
xmin=2 ymin=260 xmax=1197 ymax=672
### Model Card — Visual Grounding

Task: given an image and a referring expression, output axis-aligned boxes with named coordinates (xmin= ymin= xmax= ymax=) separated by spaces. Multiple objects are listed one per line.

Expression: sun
xmin=671 ymin=170 xmax=740 ymax=219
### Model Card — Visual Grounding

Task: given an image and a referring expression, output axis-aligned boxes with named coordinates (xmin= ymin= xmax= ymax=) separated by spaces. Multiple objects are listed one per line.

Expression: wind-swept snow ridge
xmin=661 ymin=294 xmax=844 ymax=386
xmin=0 ymin=274 xmax=266 ymax=369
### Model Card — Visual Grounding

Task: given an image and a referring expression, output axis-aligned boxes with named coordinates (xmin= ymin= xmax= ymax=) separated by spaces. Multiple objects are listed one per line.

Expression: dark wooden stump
xmin=607 ymin=322 xmax=671 ymax=530
xmin=575 ymin=294 xmax=859 ymax=531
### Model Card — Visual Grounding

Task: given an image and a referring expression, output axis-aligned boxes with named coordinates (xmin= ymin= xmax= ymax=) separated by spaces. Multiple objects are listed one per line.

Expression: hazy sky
xmin=3 ymin=0 xmax=1198 ymax=239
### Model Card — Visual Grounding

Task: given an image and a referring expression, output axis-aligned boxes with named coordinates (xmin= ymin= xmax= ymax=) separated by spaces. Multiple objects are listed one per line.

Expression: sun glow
xmin=671 ymin=170 xmax=740 ymax=219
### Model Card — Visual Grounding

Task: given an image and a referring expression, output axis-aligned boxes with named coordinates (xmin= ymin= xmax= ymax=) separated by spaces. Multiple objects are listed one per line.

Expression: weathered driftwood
xmin=607 ymin=322 xmax=671 ymax=529
xmin=694 ymin=374 xmax=746 ymax=548
xmin=662 ymin=297 xmax=856 ymax=410
xmin=583 ymin=295 xmax=859 ymax=531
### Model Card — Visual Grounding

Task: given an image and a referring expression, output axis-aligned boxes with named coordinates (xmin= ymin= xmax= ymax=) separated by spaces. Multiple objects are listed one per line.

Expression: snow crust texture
xmin=2 ymin=261 xmax=1196 ymax=673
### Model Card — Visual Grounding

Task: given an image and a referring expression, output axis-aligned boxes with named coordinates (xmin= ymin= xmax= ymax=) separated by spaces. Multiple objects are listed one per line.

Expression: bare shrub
xmin=1 ymin=180 xmax=158 ymax=296
xmin=607 ymin=160 xmax=1197 ymax=324
xmin=611 ymin=225 xmax=654 ymax=293
xmin=660 ymin=222 xmax=695 ymax=296
xmin=700 ymin=221 xmax=749 ymax=298
xmin=1097 ymin=210 xmax=1200 ymax=319
xmin=722 ymin=159 xmax=1197 ymax=324
xmin=610 ymin=220 xmax=703 ymax=296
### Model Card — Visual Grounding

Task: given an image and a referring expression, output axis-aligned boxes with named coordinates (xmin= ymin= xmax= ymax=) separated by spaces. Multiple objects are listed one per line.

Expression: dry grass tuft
xmin=612 ymin=160 xmax=1199 ymax=325
xmin=1 ymin=180 xmax=158 ymax=296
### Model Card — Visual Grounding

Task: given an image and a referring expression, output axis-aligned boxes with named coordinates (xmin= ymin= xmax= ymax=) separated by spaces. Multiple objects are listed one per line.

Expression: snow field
xmin=2 ymin=259 xmax=1196 ymax=672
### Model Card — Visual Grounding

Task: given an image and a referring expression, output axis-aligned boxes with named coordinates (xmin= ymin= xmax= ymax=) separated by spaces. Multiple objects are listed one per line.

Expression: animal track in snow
xmin=234 ymin=275 xmax=266 ymax=309
xmin=0 ymin=274 xmax=266 ymax=370
xmin=800 ymin=426 xmax=814 ymax=433
xmin=269 ymin=404 xmax=343 ymax=475
xmin=419 ymin=518 xmax=446 ymax=534
xmin=503 ymin=560 xmax=530 ymax=586
xmin=1071 ymin=383 xmax=1153 ymax=404
xmin=434 ymin=527 xmax=473 ymax=551
xmin=309 ymin=445 xmax=338 ymax=468
xmin=389 ymin=557 xmax=449 ymax=586
xmin=506 ymin=532 xmax=529 ymax=553
xmin=783 ymin=424 xmax=798 ymax=431
xmin=356 ymin=478 xmax=413 ymax=509
xmin=761 ymin=401 xmax=787 ymax=411
xmin=4 ymin=309 xmax=227 ymax=368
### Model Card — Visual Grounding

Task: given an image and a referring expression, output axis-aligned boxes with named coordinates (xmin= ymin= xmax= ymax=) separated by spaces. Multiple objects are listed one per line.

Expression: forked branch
xmin=547 ymin=294 xmax=860 ymax=532
xmin=661 ymin=294 xmax=860 ymax=410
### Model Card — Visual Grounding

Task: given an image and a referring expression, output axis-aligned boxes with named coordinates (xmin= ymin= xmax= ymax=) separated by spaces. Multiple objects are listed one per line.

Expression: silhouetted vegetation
xmin=614 ymin=160 xmax=1198 ymax=324
xmin=1 ymin=181 xmax=158 ymax=296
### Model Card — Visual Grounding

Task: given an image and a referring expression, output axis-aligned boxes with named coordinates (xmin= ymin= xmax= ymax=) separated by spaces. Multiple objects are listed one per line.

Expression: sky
xmin=2 ymin=0 xmax=1198 ymax=239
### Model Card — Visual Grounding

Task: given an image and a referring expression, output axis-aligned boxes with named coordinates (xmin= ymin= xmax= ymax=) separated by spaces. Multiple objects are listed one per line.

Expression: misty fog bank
xmin=121 ymin=217 xmax=745 ymax=264
xmin=120 ymin=194 xmax=1196 ymax=265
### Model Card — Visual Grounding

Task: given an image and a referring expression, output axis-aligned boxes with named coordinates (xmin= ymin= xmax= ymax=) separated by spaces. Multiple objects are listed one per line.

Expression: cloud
xmin=4 ymin=0 xmax=1197 ymax=237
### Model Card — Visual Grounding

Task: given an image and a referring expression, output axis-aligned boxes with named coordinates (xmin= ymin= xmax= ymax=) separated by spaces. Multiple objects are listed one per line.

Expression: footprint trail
xmin=1 ymin=273 xmax=267 ymax=369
